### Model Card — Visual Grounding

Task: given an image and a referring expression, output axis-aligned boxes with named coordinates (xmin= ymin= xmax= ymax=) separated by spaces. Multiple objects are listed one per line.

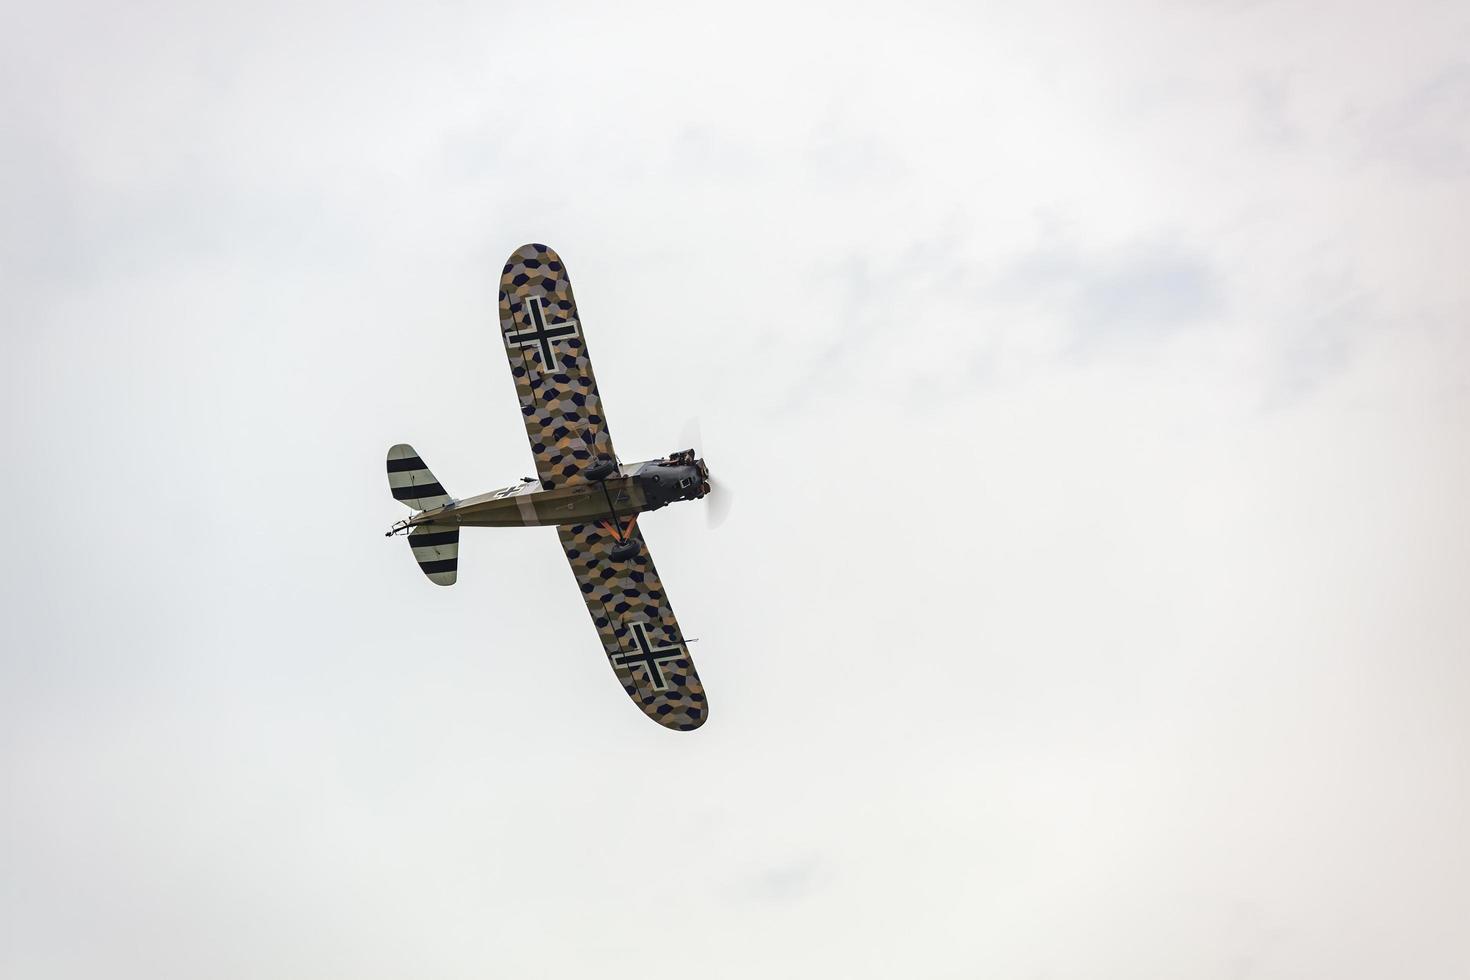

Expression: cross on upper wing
xmin=497 ymin=244 xmax=617 ymax=490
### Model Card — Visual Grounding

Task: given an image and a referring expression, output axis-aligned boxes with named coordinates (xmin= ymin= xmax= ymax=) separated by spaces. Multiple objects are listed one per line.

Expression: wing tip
xmin=644 ymin=699 xmax=708 ymax=732
xmin=512 ymin=242 xmax=562 ymax=264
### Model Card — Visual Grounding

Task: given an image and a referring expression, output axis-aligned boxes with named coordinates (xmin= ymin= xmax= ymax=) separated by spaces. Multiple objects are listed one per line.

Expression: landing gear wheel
xmin=609 ymin=538 xmax=639 ymax=561
xmin=584 ymin=458 xmax=617 ymax=481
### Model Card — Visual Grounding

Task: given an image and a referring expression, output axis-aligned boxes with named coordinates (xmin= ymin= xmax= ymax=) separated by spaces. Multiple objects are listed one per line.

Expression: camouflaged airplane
xmin=384 ymin=243 xmax=715 ymax=731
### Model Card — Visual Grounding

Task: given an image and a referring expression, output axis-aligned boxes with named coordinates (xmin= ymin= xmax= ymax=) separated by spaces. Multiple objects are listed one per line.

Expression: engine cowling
xmin=636 ymin=457 xmax=706 ymax=510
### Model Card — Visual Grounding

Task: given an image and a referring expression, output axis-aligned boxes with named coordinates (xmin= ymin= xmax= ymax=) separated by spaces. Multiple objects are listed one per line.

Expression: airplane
xmin=384 ymin=243 xmax=714 ymax=731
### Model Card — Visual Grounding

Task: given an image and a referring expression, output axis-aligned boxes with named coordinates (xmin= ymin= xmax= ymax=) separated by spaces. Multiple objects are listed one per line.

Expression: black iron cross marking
xmin=506 ymin=296 xmax=580 ymax=368
xmin=612 ymin=622 xmax=684 ymax=692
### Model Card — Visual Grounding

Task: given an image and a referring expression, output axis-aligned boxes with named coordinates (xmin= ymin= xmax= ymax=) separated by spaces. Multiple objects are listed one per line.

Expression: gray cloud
xmin=1363 ymin=62 xmax=1470 ymax=179
xmin=730 ymin=853 xmax=834 ymax=904
xmin=1001 ymin=236 xmax=1225 ymax=352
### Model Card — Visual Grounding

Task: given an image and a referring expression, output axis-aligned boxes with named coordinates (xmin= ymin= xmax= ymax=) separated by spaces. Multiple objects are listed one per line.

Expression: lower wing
xmin=556 ymin=522 xmax=708 ymax=731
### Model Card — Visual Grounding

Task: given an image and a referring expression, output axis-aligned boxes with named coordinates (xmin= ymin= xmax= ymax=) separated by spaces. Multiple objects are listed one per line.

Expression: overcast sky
xmin=3 ymin=1 xmax=1469 ymax=977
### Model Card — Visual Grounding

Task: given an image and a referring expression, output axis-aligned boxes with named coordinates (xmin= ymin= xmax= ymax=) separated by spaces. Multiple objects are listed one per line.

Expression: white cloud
xmin=3 ymin=1 xmax=1468 ymax=978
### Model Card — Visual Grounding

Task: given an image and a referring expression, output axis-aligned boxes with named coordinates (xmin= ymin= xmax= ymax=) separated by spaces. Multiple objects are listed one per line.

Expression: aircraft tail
xmin=386 ymin=443 xmax=454 ymax=511
xmin=386 ymin=444 xmax=459 ymax=586
xmin=405 ymin=523 xmax=459 ymax=586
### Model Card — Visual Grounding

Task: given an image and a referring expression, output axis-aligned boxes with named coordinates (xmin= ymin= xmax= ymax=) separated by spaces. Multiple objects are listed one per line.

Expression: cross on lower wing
xmin=556 ymin=522 xmax=708 ymax=730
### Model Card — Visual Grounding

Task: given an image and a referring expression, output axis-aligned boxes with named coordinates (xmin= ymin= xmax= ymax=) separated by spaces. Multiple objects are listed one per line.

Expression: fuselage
xmin=401 ymin=452 xmax=708 ymax=530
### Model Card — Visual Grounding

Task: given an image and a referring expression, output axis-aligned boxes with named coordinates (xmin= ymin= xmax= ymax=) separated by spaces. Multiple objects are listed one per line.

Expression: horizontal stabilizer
xmin=386 ymin=443 xmax=453 ymax=511
xmin=408 ymin=523 xmax=459 ymax=586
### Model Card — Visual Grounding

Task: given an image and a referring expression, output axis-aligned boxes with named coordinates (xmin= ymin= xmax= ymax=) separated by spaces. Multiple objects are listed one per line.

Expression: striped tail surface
xmin=408 ymin=523 xmax=459 ymax=586
xmin=386 ymin=443 xmax=454 ymax=511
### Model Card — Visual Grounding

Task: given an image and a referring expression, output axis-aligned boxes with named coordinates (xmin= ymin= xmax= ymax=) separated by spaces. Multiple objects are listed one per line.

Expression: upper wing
xmin=497 ymin=244 xmax=617 ymax=490
xmin=557 ymin=521 xmax=708 ymax=731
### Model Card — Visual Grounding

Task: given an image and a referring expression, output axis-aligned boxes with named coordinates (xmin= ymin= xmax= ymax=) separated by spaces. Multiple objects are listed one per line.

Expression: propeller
xmin=704 ymin=474 xmax=733 ymax=529
xmin=678 ymin=417 xmax=732 ymax=529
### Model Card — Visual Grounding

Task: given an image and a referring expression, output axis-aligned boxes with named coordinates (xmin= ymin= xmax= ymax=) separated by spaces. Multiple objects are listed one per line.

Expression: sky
xmin=3 ymin=0 xmax=1469 ymax=976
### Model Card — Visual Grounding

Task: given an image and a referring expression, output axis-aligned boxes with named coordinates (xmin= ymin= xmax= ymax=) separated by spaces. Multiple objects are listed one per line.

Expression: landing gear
xmin=591 ymin=458 xmax=638 ymax=560
xmin=584 ymin=458 xmax=617 ymax=482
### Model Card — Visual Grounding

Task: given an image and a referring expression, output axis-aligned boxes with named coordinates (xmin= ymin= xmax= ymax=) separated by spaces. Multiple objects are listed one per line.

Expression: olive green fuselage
xmin=427 ymin=475 xmax=644 ymax=528
xmin=403 ymin=456 xmax=694 ymax=530
xmin=392 ymin=452 xmax=709 ymax=536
